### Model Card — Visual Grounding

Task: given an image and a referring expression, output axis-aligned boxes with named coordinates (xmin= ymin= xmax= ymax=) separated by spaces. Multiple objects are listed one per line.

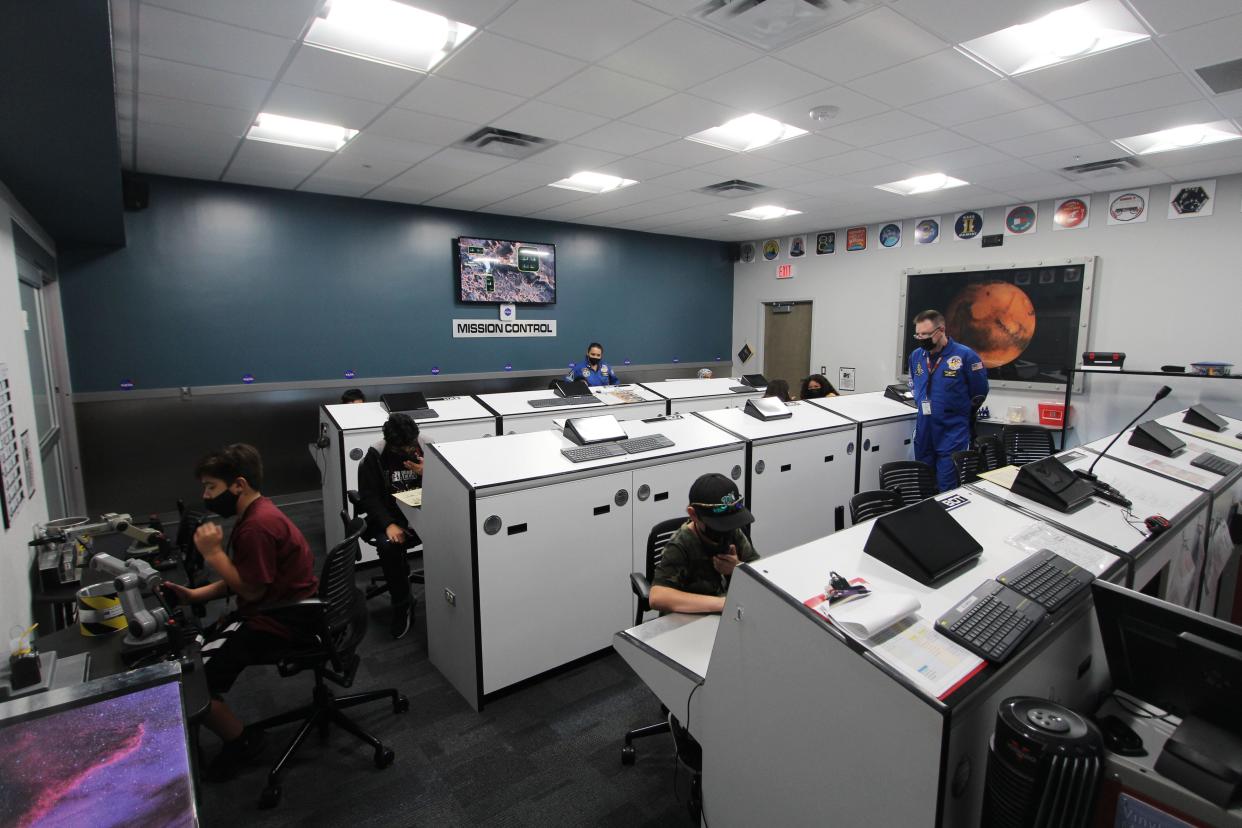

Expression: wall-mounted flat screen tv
xmin=456 ymin=237 xmax=556 ymax=305
xmin=897 ymin=257 xmax=1095 ymax=392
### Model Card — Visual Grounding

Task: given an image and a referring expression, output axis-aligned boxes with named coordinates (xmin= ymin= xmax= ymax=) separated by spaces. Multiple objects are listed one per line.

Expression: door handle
xmin=507 ymin=523 xmax=528 ymax=535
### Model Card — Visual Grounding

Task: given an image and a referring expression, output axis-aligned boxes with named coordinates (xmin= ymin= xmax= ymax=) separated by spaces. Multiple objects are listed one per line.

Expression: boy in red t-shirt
xmin=163 ymin=443 xmax=319 ymax=781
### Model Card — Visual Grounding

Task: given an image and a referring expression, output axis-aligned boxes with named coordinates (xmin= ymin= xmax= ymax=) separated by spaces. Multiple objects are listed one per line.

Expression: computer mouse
xmin=1144 ymin=515 xmax=1170 ymax=536
xmin=1097 ymin=715 xmax=1146 ymax=756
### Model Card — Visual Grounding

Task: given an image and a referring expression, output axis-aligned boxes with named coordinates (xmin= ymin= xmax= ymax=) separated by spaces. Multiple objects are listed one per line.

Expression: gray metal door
xmin=763 ymin=302 xmax=812 ymax=388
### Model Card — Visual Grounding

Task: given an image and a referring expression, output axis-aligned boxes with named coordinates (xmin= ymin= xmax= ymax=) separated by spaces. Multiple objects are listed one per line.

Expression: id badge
xmin=921 ymin=400 xmax=932 ymax=416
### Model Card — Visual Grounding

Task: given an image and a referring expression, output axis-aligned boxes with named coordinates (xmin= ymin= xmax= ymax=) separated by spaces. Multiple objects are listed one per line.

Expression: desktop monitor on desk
xmin=863 ymin=498 xmax=982 ymax=586
xmin=552 ymin=379 xmax=591 ymax=398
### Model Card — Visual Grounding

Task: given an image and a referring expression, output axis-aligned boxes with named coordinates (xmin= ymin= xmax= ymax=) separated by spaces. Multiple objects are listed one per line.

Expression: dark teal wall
xmin=60 ymin=176 xmax=733 ymax=392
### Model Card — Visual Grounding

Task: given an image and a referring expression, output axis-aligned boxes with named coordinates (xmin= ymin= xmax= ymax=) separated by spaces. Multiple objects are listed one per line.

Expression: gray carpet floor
xmin=197 ymin=501 xmax=692 ymax=827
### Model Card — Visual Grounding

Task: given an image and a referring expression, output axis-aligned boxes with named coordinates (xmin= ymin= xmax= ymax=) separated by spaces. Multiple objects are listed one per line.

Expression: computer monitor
xmin=740 ymin=374 xmax=768 ymax=388
xmin=563 ymin=414 xmax=626 ymax=446
xmin=380 ymin=391 xmax=429 ymax=412
xmin=0 ymin=662 xmax=198 ymax=826
xmin=552 ymin=379 xmax=591 ymax=398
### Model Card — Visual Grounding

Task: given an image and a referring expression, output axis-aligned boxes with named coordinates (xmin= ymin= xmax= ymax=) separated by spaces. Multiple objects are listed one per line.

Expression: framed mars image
xmin=895 ymin=257 xmax=1096 ymax=392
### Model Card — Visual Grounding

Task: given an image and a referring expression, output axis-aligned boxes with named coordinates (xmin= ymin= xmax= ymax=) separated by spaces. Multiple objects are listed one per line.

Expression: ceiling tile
xmin=1023 ymin=141 xmax=1128 ymax=171
xmin=115 ymin=49 xmax=135 ymax=92
xmin=136 ymin=147 xmax=228 ymax=181
xmin=1156 ymin=13 xmax=1242 ymax=69
xmin=571 ymin=121 xmax=678 ymax=155
xmin=265 ymin=84 xmax=384 ymax=129
xmin=437 ymin=32 xmax=586 ymax=97
xmin=954 ymin=104 xmax=1078 ymax=144
xmin=634 ymin=139 xmax=735 ymax=167
xmin=136 ymin=93 xmax=254 ymax=136
xmin=337 ymin=133 xmax=443 ymax=166
xmin=594 ymin=157 xmax=681 ymax=181
xmin=488 ymin=0 xmax=669 ymax=62
xmin=1152 ymin=154 xmax=1242 ymax=181
xmin=483 ymin=187 xmax=593 ymax=215
xmin=1215 ymin=89 xmax=1242 ymax=118
xmin=384 ymin=154 xmax=502 ymax=194
xmin=749 ymin=134 xmax=853 ymax=164
xmin=962 ymin=158 xmax=1042 ymax=182
xmin=800 ymin=149 xmax=892 ymax=175
xmin=1129 ymin=0 xmax=1242 ymax=33
xmin=869 ymin=129 xmax=977 ymax=161
xmin=408 ymin=0 xmax=517 ymax=28
xmin=846 ymin=49 xmax=995 ymax=108
xmin=889 ymin=0 xmax=1070 ymax=44
xmin=367 ymin=182 xmax=446 ymax=205
xmin=773 ymin=7 xmax=948 ymax=84
xmin=539 ymin=67 xmax=675 ymax=119
xmin=225 ymin=140 xmax=328 ymax=187
xmin=436 ymin=174 xmax=543 ymax=206
xmin=622 ymin=93 xmax=744 ymax=137
xmin=914 ymin=144 xmax=1011 ymax=173
xmin=135 ymin=120 xmax=241 ymax=159
xmin=688 ymin=58 xmax=832 ymax=112
xmin=993 ymin=124 xmax=1106 ymax=158
xmin=904 ymin=80 xmax=1043 ymax=127
xmin=1056 ymin=74 xmax=1205 ymax=123
xmin=490 ymin=101 xmax=609 ymax=142
xmin=136 ymin=54 xmax=270 ymax=112
xmin=423 ymin=190 xmax=502 ymax=212
xmin=1141 ymin=138 xmax=1242 ymax=169
xmin=984 ymin=170 xmax=1074 ymax=193
xmin=692 ymin=153 xmax=786 ymax=179
xmin=633 ymin=167 xmax=722 ymax=191
xmin=1088 ymin=100 xmax=1224 ymax=141
xmin=750 ymin=166 xmax=828 ymax=189
xmin=1015 ymin=42 xmax=1178 ymax=101
xmin=820 ymin=110 xmax=938 ymax=147
xmin=395 ymin=76 xmax=520 ymax=124
xmin=112 ymin=1 xmax=134 ymax=45
xmin=313 ymin=140 xmax=438 ymax=185
xmin=367 ymin=109 xmax=480 ymax=145
xmin=138 ymin=5 xmax=293 ymax=79
xmin=842 ymin=161 xmax=924 ymax=186
xmin=144 ymin=0 xmax=319 ymax=38
xmin=760 ymin=87 xmax=890 ymax=133
xmin=600 ymin=20 xmax=762 ymax=91
xmin=298 ymin=176 xmax=377 ymax=198
xmin=281 ymin=45 xmax=419 ymax=105
xmin=514 ymin=143 xmax=624 ymax=177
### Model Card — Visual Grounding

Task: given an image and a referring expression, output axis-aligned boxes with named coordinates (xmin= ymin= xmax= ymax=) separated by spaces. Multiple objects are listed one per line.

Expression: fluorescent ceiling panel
xmin=1113 ymin=120 xmax=1242 ymax=155
xmin=246 ymin=113 xmax=359 ymax=151
xmin=687 ymin=113 xmax=807 ymax=152
xmin=874 ymin=173 xmax=969 ymax=195
xmin=728 ymin=205 xmax=802 ymax=220
xmin=548 ymin=172 xmax=638 ymax=194
xmin=305 ymin=0 xmax=476 ymax=72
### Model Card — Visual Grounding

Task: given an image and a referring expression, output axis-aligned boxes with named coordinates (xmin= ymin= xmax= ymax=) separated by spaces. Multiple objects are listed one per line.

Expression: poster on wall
xmin=878 ymin=222 xmax=902 ymax=249
xmin=1107 ymin=188 xmax=1149 ymax=225
xmin=914 ymin=217 xmax=941 ymax=244
xmin=0 ymin=362 xmax=23 ymax=530
xmin=788 ymin=235 xmax=806 ymax=258
xmin=816 ymin=232 xmax=835 ymax=254
xmin=1168 ymin=179 xmax=1215 ymax=219
xmin=1053 ymin=196 xmax=1090 ymax=231
xmin=762 ymin=239 xmax=780 ymax=260
xmin=954 ymin=210 xmax=983 ymax=241
xmin=20 ymin=430 xmax=34 ymax=500
xmin=740 ymin=242 xmax=756 ymax=263
xmin=846 ymin=226 xmax=867 ymax=251
xmin=1004 ymin=203 xmax=1038 ymax=235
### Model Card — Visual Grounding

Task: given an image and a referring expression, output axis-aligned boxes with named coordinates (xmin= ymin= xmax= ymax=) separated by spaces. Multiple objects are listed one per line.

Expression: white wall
xmin=0 ymin=180 xmax=54 ymax=634
xmin=733 ymin=173 xmax=1242 ymax=446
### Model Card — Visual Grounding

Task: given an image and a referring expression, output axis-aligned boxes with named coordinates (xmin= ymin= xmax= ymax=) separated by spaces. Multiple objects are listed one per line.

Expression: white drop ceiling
xmin=111 ymin=0 xmax=1242 ymax=241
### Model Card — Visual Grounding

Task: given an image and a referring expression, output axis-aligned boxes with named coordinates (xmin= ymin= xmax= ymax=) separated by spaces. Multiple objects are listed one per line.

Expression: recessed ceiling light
xmin=728 ymin=205 xmax=802 ymax=220
xmin=305 ymin=0 xmax=476 ymax=73
xmin=1113 ymin=121 xmax=1242 ymax=156
xmin=956 ymin=0 xmax=1148 ymax=76
xmin=246 ymin=113 xmax=358 ymax=152
xmin=548 ymin=172 xmax=637 ymax=194
xmin=874 ymin=173 xmax=969 ymax=196
xmin=687 ymin=114 xmax=808 ymax=152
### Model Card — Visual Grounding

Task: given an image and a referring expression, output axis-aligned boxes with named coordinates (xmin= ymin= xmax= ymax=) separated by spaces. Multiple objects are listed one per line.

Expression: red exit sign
xmin=776 ymin=264 xmax=794 ymax=279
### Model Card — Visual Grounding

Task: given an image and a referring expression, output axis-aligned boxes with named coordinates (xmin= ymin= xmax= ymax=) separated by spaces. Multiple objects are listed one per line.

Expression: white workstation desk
xmin=806 ymin=391 xmax=916 ymax=493
xmin=695 ymin=401 xmax=856 ymax=554
xmin=1081 ymin=410 xmax=1242 ymax=616
xmin=476 ymin=384 xmax=666 ymax=435
xmin=420 ymin=413 xmax=745 ymax=710
xmin=317 ymin=397 xmax=496 ymax=560
xmin=970 ymin=450 xmax=1209 ymax=606
xmin=1159 ymin=407 xmax=1242 ymax=450
xmin=617 ymin=489 xmax=1124 ymax=827
xmin=638 ymin=378 xmax=761 ymax=414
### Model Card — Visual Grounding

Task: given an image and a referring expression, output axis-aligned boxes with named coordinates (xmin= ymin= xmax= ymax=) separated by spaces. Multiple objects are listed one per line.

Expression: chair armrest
xmin=630 ymin=572 xmax=651 ymax=608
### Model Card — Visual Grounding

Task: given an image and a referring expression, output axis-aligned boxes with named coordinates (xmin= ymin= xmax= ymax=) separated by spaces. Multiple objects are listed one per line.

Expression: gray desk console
xmin=638 ymin=378 xmax=762 ymax=414
xmin=807 ymin=391 xmax=916 ymax=495
xmin=476 ymin=385 xmax=666 ymax=435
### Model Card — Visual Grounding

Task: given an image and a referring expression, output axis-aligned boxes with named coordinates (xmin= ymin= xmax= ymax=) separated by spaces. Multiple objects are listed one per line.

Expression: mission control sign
xmin=452 ymin=319 xmax=557 ymax=338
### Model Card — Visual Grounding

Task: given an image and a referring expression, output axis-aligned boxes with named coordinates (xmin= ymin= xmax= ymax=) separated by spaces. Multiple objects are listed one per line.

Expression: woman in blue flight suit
xmin=909 ymin=310 xmax=989 ymax=492
xmin=566 ymin=341 xmax=620 ymax=387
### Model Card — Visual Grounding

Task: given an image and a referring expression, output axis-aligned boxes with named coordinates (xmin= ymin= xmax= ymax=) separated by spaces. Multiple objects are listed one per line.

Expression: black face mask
xmin=204 ymin=487 xmax=239 ymax=518
xmin=699 ymin=524 xmax=728 ymax=547
xmin=804 ymin=386 xmax=825 ymax=399
xmin=586 ymin=356 xmax=600 ymax=368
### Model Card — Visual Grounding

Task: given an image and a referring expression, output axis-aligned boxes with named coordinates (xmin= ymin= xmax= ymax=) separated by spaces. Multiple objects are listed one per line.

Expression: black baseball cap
xmin=688 ymin=473 xmax=754 ymax=531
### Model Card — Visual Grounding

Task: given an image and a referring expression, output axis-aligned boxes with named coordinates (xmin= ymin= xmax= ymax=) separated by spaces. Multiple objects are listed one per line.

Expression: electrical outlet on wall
xmin=820 ymin=365 xmax=826 ymax=374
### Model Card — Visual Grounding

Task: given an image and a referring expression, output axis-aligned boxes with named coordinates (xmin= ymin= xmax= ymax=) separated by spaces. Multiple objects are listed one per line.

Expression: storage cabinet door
xmin=750 ymin=431 xmax=854 ymax=554
xmin=475 ymin=471 xmax=633 ymax=694
xmin=858 ymin=418 xmax=915 ymax=491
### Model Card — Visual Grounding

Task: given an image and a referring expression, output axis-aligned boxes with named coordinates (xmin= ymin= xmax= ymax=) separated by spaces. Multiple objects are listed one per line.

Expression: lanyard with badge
xmin=921 ymin=350 xmax=945 ymax=416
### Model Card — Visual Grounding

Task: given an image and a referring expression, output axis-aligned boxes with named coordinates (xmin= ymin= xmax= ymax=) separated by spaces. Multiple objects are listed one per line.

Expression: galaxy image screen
xmin=902 ymin=263 xmax=1087 ymax=386
xmin=0 ymin=681 xmax=196 ymax=828
xmin=457 ymin=237 xmax=556 ymax=304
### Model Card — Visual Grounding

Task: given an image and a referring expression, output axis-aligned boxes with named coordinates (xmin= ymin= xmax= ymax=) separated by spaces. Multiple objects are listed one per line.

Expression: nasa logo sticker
xmin=914 ymin=217 xmax=940 ymax=244
xmin=1108 ymin=189 xmax=1148 ymax=224
xmin=1005 ymin=204 xmax=1037 ymax=235
xmin=762 ymin=239 xmax=780 ymax=260
xmin=947 ymin=356 xmax=962 ymax=371
xmin=879 ymin=222 xmax=902 ymax=248
xmin=954 ymin=211 xmax=983 ymax=240
xmin=1053 ymin=196 xmax=1089 ymax=231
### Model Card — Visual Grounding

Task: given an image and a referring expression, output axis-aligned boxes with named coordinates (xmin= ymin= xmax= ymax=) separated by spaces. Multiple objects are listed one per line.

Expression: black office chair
xmin=849 ymin=489 xmax=904 ymax=525
xmin=344 ymin=490 xmax=424 ymax=603
xmin=249 ymin=516 xmax=409 ymax=808
xmin=976 ymin=435 xmax=1006 ymax=471
xmin=1001 ymin=425 xmax=1055 ymax=466
xmin=952 ymin=449 xmax=983 ymax=485
xmin=879 ymin=460 xmax=938 ymax=503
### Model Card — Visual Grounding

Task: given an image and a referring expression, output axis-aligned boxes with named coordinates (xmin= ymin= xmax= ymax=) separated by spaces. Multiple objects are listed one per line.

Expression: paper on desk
xmin=594 ymin=388 xmax=647 ymax=405
xmin=1171 ymin=427 xmax=1242 ymax=452
xmin=393 ymin=488 xmax=422 ymax=508
xmin=810 ymin=592 xmax=921 ymax=639
xmin=978 ymin=465 xmax=1020 ymax=489
xmin=1006 ymin=522 xmax=1117 ymax=576
xmin=868 ymin=617 xmax=985 ymax=701
xmin=1143 ymin=457 xmax=1211 ymax=489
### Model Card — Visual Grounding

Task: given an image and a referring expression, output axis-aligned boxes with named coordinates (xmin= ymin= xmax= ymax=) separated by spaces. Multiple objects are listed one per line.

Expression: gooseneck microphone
xmin=1076 ymin=385 xmax=1172 ymax=482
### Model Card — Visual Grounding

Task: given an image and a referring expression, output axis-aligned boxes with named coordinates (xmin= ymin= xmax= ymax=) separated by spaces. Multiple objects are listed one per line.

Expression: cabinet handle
xmin=904 ymin=438 xmax=911 ymax=445
xmin=654 ymin=492 xmax=669 ymax=502
xmin=593 ymin=505 xmax=610 ymax=516
xmin=872 ymin=444 xmax=880 ymax=452
xmin=780 ymin=464 xmax=792 ymax=472
xmin=824 ymin=455 xmax=834 ymax=462
xmin=507 ymin=523 xmax=528 ymax=535
xmin=834 ymin=506 xmax=845 ymax=532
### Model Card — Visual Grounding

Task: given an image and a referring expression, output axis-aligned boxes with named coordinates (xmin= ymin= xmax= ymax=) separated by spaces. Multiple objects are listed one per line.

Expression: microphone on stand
xmin=1074 ymin=385 xmax=1171 ymax=507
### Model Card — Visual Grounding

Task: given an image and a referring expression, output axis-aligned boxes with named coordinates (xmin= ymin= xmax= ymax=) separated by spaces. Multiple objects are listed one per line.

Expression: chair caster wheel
xmin=259 ymin=785 xmax=282 ymax=809
xmin=394 ymin=695 xmax=410 ymax=714
xmin=375 ymin=746 xmax=395 ymax=769
xmin=621 ymin=745 xmax=636 ymax=766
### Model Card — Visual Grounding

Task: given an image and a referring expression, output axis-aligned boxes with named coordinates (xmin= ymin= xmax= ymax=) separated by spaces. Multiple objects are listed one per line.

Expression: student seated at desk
xmin=763 ymin=379 xmax=791 ymax=402
xmin=697 ymin=368 xmax=714 ymax=379
xmin=650 ymin=474 xmax=759 ymax=615
xmin=340 ymin=388 xmax=366 ymax=404
xmin=357 ymin=412 xmax=423 ymax=639
xmin=799 ymin=373 xmax=838 ymax=400
xmin=161 ymin=443 xmax=319 ymax=781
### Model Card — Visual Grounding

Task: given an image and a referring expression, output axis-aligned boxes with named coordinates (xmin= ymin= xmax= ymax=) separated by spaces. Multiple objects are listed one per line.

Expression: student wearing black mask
xmin=799 ymin=373 xmax=838 ymax=400
xmin=357 ymin=413 xmax=423 ymax=639
xmin=565 ymin=341 xmax=620 ymax=386
xmin=650 ymin=473 xmax=759 ymax=614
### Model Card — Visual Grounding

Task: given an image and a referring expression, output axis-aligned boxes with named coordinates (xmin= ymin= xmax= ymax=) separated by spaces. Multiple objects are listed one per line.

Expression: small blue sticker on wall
xmin=623 ymin=359 xmax=631 ymax=366
xmin=120 ymin=379 xmax=134 ymax=391
xmin=673 ymin=357 xmax=680 ymax=363
xmin=715 ymin=356 xmax=722 ymax=361
xmin=242 ymin=374 xmax=255 ymax=384
xmin=431 ymin=366 xmax=441 ymax=375
xmin=344 ymin=369 xmax=356 ymax=380
xmin=504 ymin=363 xmax=513 ymax=372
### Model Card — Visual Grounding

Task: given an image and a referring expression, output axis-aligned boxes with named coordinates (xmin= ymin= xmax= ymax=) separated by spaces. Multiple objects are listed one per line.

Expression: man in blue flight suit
xmin=566 ymin=341 xmax=620 ymax=386
xmin=909 ymin=310 xmax=989 ymax=492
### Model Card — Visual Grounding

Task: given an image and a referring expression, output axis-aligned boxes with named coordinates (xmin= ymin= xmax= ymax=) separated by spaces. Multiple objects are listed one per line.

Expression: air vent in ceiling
xmin=1196 ymin=58 xmax=1242 ymax=95
xmin=699 ymin=179 xmax=771 ymax=197
xmin=1060 ymin=156 xmax=1142 ymax=179
xmin=688 ymin=0 xmax=873 ymax=51
xmin=455 ymin=127 xmax=556 ymax=160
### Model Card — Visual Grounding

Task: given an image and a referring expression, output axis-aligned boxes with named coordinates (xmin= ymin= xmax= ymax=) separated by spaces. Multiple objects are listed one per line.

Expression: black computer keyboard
xmin=729 ymin=386 xmax=753 ymax=393
xmin=936 ymin=581 xmax=1046 ymax=664
xmin=618 ymin=434 xmax=674 ymax=454
xmin=1190 ymin=451 xmax=1239 ymax=476
xmin=529 ymin=396 xmax=602 ymax=408
xmin=560 ymin=443 xmax=626 ymax=463
xmin=406 ymin=409 xmax=440 ymax=420
xmin=997 ymin=550 xmax=1094 ymax=612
